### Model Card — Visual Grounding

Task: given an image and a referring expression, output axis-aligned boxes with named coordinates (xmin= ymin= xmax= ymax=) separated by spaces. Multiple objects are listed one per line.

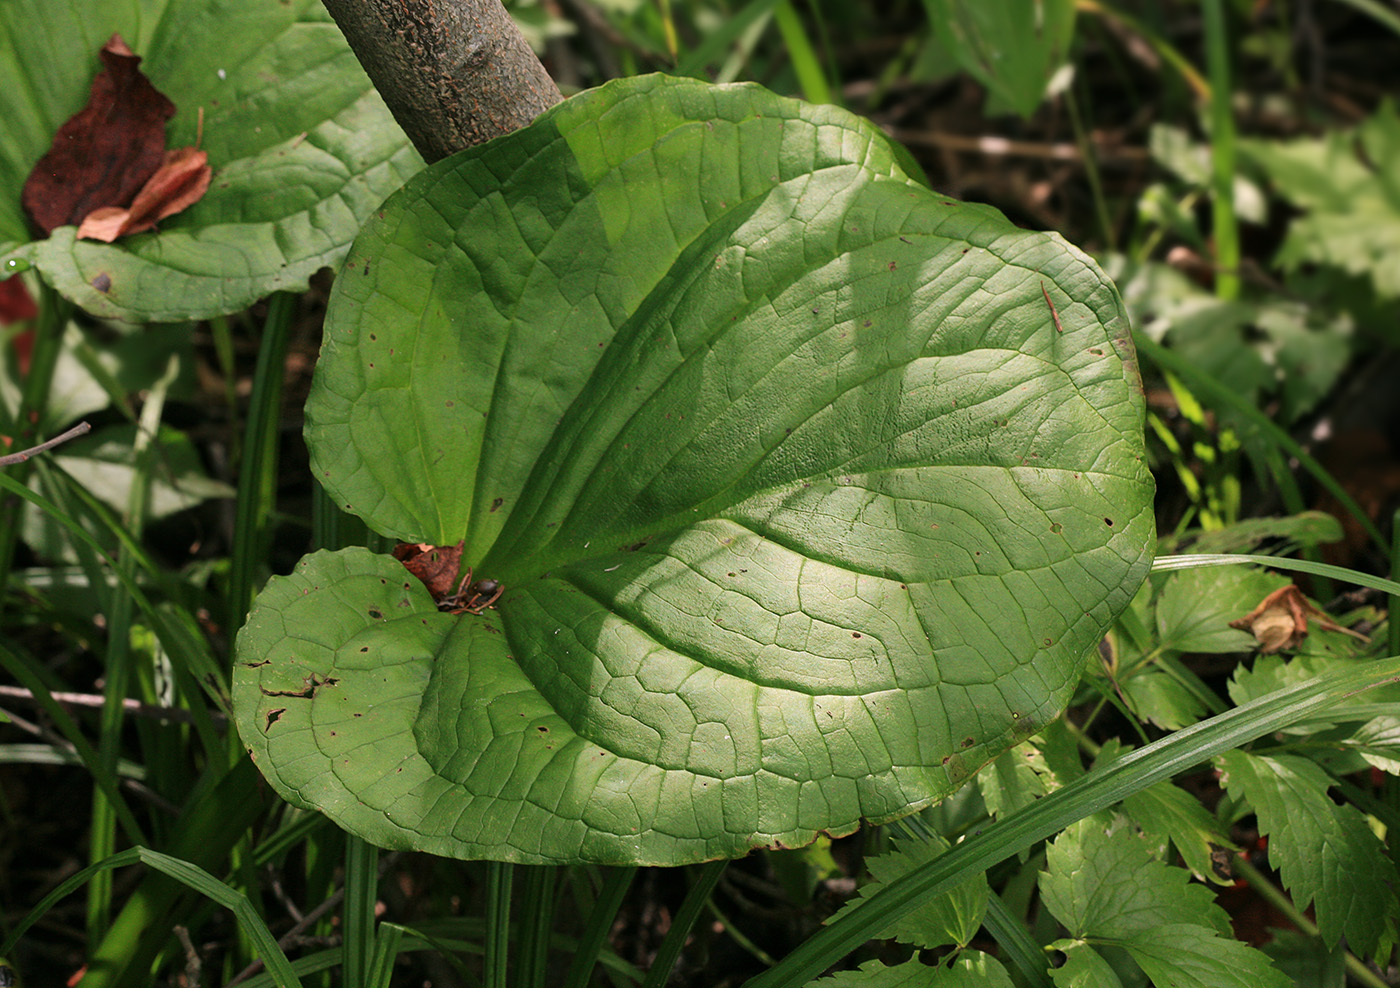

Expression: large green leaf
xmin=234 ymin=74 xmax=1154 ymax=865
xmin=0 ymin=0 xmax=422 ymax=322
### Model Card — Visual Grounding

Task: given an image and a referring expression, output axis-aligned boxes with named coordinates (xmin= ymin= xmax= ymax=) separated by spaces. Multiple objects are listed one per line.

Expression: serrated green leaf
xmin=235 ymin=74 xmax=1155 ymax=864
xmin=978 ymin=744 xmax=1051 ymax=819
xmin=0 ymin=0 xmax=422 ymax=321
xmin=805 ymin=952 xmax=1016 ymax=988
xmin=828 ymin=837 xmax=987 ymax=949
xmin=1120 ymin=669 xmax=1206 ymax=731
xmin=1121 ymin=780 xmax=1234 ymax=883
xmin=1230 ymin=654 xmax=1400 ymax=732
xmin=1117 ymin=923 xmax=1292 ymax=988
xmin=1039 ymin=814 xmax=1230 ymax=939
xmin=1216 ymin=749 xmax=1400 ymax=960
xmin=1341 ymin=716 xmax=1400 ymax=775
xmin=1239 ymin=100 xmax=1400 ymax=298
xmin=1047 ymin=940 xmax=1123 ymax=988
xmin=1258 ymin=928 xmax=1346 ymax=988
xmin=1155 ymin=567 xmax=1287 ymax=654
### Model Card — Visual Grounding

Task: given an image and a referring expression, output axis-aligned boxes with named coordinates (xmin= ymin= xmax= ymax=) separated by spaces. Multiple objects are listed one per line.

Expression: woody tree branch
xmin=320 ymin=0 xmax=563 ymax=163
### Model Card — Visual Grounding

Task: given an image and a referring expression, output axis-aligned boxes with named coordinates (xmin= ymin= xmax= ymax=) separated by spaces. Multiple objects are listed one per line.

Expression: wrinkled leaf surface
xmin=235 ymin=75 xmax=1154 ymax=864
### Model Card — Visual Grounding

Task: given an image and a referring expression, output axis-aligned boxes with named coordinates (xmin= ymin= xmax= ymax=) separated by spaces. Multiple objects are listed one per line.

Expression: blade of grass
xmin=87 ymin=353 xmax=176 ymax=943
xmin=561 ymin=867 xmax=637 ymax=988
xmin=675 ymin=0 xmax=782 ymax=78
xmin=640 ymin=859 xmax=727 ymax=988
xmin=517 ymin=866 xmax=559 ymax=988
xmin=1 ymin=845 xmax=302 ymax=988
xmin=367 ymin=921 xmax=406 ymax=988
xmin=1151 ymin=552 xmax=1400 ymax=596
xmin=0 ymin=642 xmax=146 ymax=845
xmin=228 ymin=292 xmax=296 ymax=635
xmin=343 ymin=837 xmax=380 ymax=988
xmin=772 ymin=0 xmax=833 ymax=104
xmin=1329 ymin=0 xmax=1400 ymax=39
xmin=77 ymin=757 xmax=266 ymax=988
xmin=1200 ymin=0 xmax=1239 ymax=300
xmin=0 ymin=465 xmax=231 ymax=710
xmin=983 ymin=891 xmax=1053 ymax=988
xmin=0 ymin=282 xmax=70 ymax=592
xmin=742 ymin=656 xmax=1400 ymax=988
xmin=485 ymin=860 xmax=514 ymax=988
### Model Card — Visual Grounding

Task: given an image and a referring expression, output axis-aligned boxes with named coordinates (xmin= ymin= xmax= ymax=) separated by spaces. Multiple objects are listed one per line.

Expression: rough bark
xmin=320 ymin=0 xmax=563 ymax=163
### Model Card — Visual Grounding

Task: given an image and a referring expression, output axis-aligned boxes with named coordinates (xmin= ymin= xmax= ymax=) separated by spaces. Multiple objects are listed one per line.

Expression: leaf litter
xmin=21 ymin=34 xmax=210 ymax=242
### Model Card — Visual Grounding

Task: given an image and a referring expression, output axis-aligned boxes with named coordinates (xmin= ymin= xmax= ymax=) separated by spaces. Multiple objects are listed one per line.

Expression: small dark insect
xmin=439 ymin=567 xmax=504 ymax=614
xmin=1040 ymin=280 xmax=1063 ymax=333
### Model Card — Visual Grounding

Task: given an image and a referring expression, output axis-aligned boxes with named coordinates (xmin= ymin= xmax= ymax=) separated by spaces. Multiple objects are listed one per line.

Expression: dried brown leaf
xmin=77 ymin=147 xmax=212 ymax=242
xmin=22 ymin=34 xmax=175 ymax=235
xmin=393 ymin=540 xmax=466 ymax=601
xmin=1228 ymin=585 xmax=1370 ymax=654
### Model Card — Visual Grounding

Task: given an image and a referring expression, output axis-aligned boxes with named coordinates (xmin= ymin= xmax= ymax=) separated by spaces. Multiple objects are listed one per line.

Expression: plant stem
xmin=561 ymin=867 xmax=636 ymax=988
xmin=228 ymin=293 xmax=295 ymax=635
xmin=484 ymin=861 xmax=514 ymax=988
xmin=516 ymin=866 xmax=558 ymax=988
xmin=343 ymin=837 xmax=380 ymax=988
xmin=1200 ymin=0 xmax=1240 ymax=300
xmin=640 ymin=859 xmax=727 ymax=988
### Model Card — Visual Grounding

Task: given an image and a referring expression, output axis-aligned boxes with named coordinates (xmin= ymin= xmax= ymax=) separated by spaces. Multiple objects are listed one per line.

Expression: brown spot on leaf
xmin=92 ymin=272 xmax=112 ymax=293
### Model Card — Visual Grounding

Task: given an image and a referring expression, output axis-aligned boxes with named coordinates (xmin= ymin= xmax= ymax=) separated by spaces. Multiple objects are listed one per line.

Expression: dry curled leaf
xmin=22 ymin=34 xmax=174 ymax=235
xmin=392 ymin=540 xmax=466 ymax=601
xmin=77 ymin=146 xmax=211 ymax=242
xmin=1228 ymin=584 xmax=1369 ymax=653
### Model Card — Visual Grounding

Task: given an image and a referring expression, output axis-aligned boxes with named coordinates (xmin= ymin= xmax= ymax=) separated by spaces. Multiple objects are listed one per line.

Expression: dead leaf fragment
xmin=393 ymin=540 xmax=466 ymax=601
xmin=1228 ymin=584 xmax=1370 ymax=653
xmin=77 ymin=147 xmax=212 ymax=242
xmin=22 ymin=34 xmax=175 ymax=234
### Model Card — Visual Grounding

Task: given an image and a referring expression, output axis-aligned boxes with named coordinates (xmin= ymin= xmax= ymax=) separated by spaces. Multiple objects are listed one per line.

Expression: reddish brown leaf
xmin=1228 ymin=585 xmax=1370 ymax=654
xmin=393 ymin=540 xmax=466 ymax=601
xmin=22 ymin=34 xmax=175 ymax=235
xmin=77 ymin=147 xmax=212 ymax=242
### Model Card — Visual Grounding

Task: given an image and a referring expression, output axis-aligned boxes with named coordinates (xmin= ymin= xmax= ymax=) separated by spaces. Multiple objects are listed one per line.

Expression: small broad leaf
xmin=828 ymin=837 xmax=987 ymax=949
xmin=1154 ymin=566 xmax=1287 ymax=654
xmin=1239 ymin=100 xmax=1400 ymax=299
xmin=1047 ymin=940 xmax=1123 ymax=988
xmin=1117 ymin=924 xmax=1292 ymax=988
xmin=978 ymin=743 xmax=1051 ymax=819
xmin=0 ymin=0 xmax=422 ymax=321
xmin=1340 ymin=716 xmax=1400 ymax=775
xmin=1120 ymin=779 xmax=1235 ymax=883
xmin=1216 ymin=749 xmax=1400 ymax=961
xmin=1038 ymin=814 xmax=1230 ymax=940
xmin=1259 ymin=928 xmax=1346 ymax=988
xmin=923 ymin=0 xmax=1076 ymax=118
xmin=1120 ymin=669 xmax=1206 ymax=730
xmin=235 ymin=75 xmax=1154 ymax=864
